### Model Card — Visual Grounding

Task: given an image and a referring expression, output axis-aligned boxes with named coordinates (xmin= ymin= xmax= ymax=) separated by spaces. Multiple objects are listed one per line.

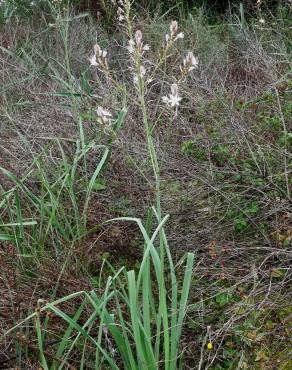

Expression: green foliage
xmin=215 ymin=292 xmax=233 ymax=307
xmin=0 ymin=109 xmax=126 ymax=251
xmin=181 ymin=138 xmax=207 ymax=161
xmin=0 ymin=112 xmax=194 ymax=368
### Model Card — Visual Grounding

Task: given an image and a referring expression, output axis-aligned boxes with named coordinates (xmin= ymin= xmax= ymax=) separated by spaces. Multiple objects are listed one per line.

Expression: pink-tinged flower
xmin=89 ymin=44 xmax=108 ymax=70
xmin=162 ymin=83 xmax=182 ymax=107
xmin=170 ymin=20 xmax=178 ymax=36
xmin=182 ymin=51 xmax=198 ymax=72
xmin=127 ymin=31 xmax=149 ymax=55
xmin=165 ymin=20 xmax=184 ymax=46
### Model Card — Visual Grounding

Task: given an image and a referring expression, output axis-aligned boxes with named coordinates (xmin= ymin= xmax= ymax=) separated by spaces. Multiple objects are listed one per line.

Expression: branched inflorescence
xmin=89 ymin=0 xmax=199 ymax=118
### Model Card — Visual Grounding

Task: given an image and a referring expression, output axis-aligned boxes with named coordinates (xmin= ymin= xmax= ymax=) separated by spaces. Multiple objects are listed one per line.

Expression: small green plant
xmin=212 ymin=144 xmax=231 ymax=165
xmin=181 ymin=138 xmax=207 ymax=161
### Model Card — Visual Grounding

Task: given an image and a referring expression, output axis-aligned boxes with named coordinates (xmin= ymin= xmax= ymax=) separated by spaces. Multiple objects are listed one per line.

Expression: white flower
xmin=165 ymin=20 xmax=184 ymax=46
xmin=133 ymin=65 xmax=146 ymax=84
xmin=175 ymin=32 xmax=184 ymax=40
xmin=162 ymin=83 xmax=182 ymax=108
xmin=135 ymin=30 xmax=143 ymax=48
xmin=183 ymin=51 xmax=198 ymax=72
xmin=96 ymin=106 xmax=112 ymax=123
xmin=259 ymin=18 xmax=265 ymax=24
xmin=127 ymin=39 xmax=135 ymax=54
xmin=89 ymin=54 xmax=98 ymax=66
xmin=90 ymin=44 xmax=108 ymax=70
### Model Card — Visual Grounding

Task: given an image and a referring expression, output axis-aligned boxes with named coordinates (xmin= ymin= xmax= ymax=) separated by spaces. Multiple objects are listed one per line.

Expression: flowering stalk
xmin=179 ymin=50 xmax=198 ymax=81
xmin=147 ymin=21 xmax=184 ymax=82
xmin=162 ymin=52 xmax=198 ymax=116
xmin=125 ymin=23 xmax=172 ymax=366
xmin=117 ymin=0 xmax=133 ymax=39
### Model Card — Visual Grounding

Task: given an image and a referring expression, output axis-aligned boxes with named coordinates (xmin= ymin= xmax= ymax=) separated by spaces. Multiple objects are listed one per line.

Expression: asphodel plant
xmin=2 ymin=0 xmax=198 ymax=368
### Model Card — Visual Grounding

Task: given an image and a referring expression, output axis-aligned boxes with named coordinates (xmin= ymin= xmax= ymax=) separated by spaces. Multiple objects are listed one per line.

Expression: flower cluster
xmin=126 ymin=30 xmax=150 ymax=85
xmin=162 ymin=83 xmax=182 ymax=108
xmin=127 ymin=30 xmax=150 ymax=56
xmin=165 ymin=20 xmax=184 ymax=47
xmin=89 ymin=44 xmax=108 ymax=71
xmin=163 ymin=50 xmax=198 ymax=110
xmin=181 ymin=51 xmax=198 ymax=73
